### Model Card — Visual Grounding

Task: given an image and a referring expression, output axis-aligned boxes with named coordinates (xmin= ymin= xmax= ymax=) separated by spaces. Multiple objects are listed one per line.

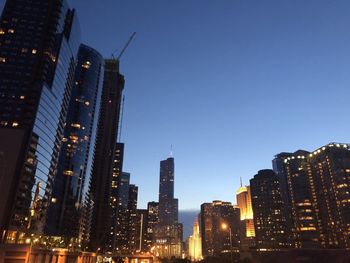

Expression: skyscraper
xmin=0 ymin=0 xmax=81 ymax=241
xmin=159 ymin=157 xmax=178 ymax=225
xmin=188 ymin=219 xmax=202 ymax=261
xmin=236 ymin=185 xmax=255 ymax=249
xmin=274 ymin=150 xmax=320 ymax=248
xmin=200 ymin=201 xmax=240 ymax=256
xmin=153 ymin=157 xmax=183 ymax=258
xmin=306 ymin=143 xmax=350 ymax=248
xmin=45 ymin=44 xmax=104 ymax=242
xmin=250 ymin=169 xmax=290 ymax=249
xmin=89 ymin=59 xmax=124 ymax=251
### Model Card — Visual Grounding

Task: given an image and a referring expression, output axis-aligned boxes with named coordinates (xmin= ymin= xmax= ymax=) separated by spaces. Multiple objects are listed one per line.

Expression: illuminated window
xmin=82 ymin=61 xmax=91 ymax=69
xmin=0 ymin=57 xmax=6 ymax=63
xmin=21 ymin=48 xmax=28 ymax=53
xmin=71 ymin=123 xmax=81 ymax=128
xmin=51 ymin=198 xmax=57 ymax=203
xmin=63 ymin=170 xmax=74 ymax=176
xmin=0 ymin=29 xmax=4 ymax=35
xmin=20 ymin=95 xmax=25 ymax=99
xmin=8 ymin=29 xmax=14 ymax=33
xmin=85 ymin=101 xmax=90 ymax=106
xmin=12 ymin=122 xmax=18 ymax=127
xmin=32 ymin=49 xmax=37 ymax=54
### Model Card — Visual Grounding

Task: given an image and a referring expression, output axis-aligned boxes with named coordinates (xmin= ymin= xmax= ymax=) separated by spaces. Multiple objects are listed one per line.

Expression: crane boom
xmin=111 ymin=32 xmax=136 ymax=61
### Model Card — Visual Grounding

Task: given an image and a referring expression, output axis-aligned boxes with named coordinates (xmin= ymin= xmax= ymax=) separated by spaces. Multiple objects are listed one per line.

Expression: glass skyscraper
xmin=0 ymin=0 xmax=80 ymax=242
xmin=45 ymin=44 xmax=104 ymax=242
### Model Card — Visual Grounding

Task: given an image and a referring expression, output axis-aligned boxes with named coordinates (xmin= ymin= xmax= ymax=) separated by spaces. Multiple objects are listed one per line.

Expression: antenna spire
xmin=240 ymin=176 xmax=243 ymax=187
xmin=170 ymin=145 xmax=173 ymax=157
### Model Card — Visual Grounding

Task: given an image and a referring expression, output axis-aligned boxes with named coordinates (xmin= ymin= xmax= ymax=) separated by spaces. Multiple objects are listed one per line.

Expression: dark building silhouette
xmin=306 ymin=143 xmax=350 ymax=248
xmin=159 ymin=157 xmax=178 ymax=225
xmin=250 ymin=169 xmax=291 ymax=249
xmin=0 ymin=0 xmax=81 ymax=241
xmin=110 ymin=142 xmax=124 ymax=251
xmin=153 ymin=157 xmax=183 ymax=258
xmin=274 ymin=150 xmax=320 ymax=249
xmin=45 ymin=44 xmax=104 ymax=243
xmin=128 ymin=184 xmax=138 ymax=253
xmin=89 ymin=59 xmax=124 ymax=251
xmin=200 ymin=201 xmax=240 ymax=256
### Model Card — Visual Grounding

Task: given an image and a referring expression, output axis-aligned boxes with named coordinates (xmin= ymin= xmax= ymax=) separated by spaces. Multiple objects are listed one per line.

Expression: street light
xmin=221 ymin=223 xmax=233 ymax=263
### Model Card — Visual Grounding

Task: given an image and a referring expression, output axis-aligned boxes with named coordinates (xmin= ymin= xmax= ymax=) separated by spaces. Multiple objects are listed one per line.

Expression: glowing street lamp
xmin=221 ymin=223 xmax=233 ymax=263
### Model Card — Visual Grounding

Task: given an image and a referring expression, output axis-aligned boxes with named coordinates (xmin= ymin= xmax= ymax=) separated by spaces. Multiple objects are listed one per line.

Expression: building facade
xmin=200 ymin=201 xmax=240 ymax=256
xmin=306 ymin=143 xmax=350 ymax=248
xmin=274 ymin=150 xmax=320 ymax=248
xmin=236 ymin=185 xmax=255 ymax=249
xmin=0 ymin=0 xmax=81 ymax=242
xmin=89 ymin=59 xmax=124 ymax=251
xmin=153 ymin=157 xmax=183 ymax=258
xmin=45 ymin=44 xmax=104 ymax=243
xmin=188 ymin=220 xmax=202 ymax=261
xmin=250 ymin=169 xmax=291 ymax=249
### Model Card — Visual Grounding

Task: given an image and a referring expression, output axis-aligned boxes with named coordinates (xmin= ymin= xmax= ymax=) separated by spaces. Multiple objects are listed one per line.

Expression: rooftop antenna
xmin=118 ymin=95 xmax=125 ymax=142
xmin=170 ymin=145 xmax=173 ymax=157
xmin=240 ymin=176 xmax=243 ymax=187
xmin=111 ymin=32 xmax=136 ymax=60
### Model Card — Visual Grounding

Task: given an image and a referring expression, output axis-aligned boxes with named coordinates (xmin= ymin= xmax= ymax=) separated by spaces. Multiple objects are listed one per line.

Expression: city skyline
xmin=61 ymin=0 xmax=350 ymax=210
xmin=1 ymin=0 xmax=350 ymax=260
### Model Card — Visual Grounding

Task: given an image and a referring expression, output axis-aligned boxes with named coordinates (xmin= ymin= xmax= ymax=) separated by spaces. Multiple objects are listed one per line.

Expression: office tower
xmin=147 ymin=201 xmax=159 ymax=250
xmin=89 ymin=59 xmax=124 ymax=251
xmin=0 ymin=0 xmax=80 ymax=241
xmin=128 ymin=184 xmax=139 ymax=253
xmin=274 ymin=150 xmax=320 ymax=248
xmin=159 ymin=157 xmax=178 ymax=224
xmin=250 ymin=169 xmax=290 ymax=249
xmin=200 ymin=201 xmax=240 ymax=256
xmin=135 ymin=209 xmax=149 ymax=252
xmin=45 ymin=44 xmax=104 ymax=242
xmin=306 ymin=143 xmax=350 ymax=248
xmin=153 ymin=157 xmax=183 ymax=258
xmin=110 ymin=142 xmax=124 ymax=251
xmin=236 ymin=185 xmax=255 ymax=249
xmin=114 ymin=172 xmax=130 ymax=254
xmin=188 ymin=219 xmax=202 ymax=261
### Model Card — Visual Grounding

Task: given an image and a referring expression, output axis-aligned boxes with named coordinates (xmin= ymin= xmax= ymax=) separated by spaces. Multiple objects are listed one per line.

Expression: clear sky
xmin=32 ymin=1 xmax=350 ymax=210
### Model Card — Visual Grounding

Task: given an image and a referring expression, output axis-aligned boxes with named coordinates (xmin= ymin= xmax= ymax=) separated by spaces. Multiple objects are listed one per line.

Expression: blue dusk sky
xmin=70 ymin=0 xmax=350 ymax=210
xmin=2 ymin=0 xmax=349 ymax=210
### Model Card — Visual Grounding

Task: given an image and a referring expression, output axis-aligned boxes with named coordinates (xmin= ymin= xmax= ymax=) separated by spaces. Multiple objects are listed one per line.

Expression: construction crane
xmin=111 ymin=32 xmax=136 ymax=60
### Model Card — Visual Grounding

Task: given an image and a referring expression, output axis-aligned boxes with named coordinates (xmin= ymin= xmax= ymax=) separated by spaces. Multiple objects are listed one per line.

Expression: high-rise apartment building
xmin=200 ymin=201 xmax=240 ymax=256
xmin=0 ymin=0 xmax=81 ymax=242
xmin=250 ymin=169 xmax=290 ymax=249
xmin=274 ymin=150 xmax=320 ymax=248
xmin=45 ymin=44 xmax=104 ymax=242
xmin=306 ymin=143 xmax=350 ymax=248
xmin=89 ymin=59 xmax=124 ymax=251
xmin=153 ymin=157 xmax=183 ymax=258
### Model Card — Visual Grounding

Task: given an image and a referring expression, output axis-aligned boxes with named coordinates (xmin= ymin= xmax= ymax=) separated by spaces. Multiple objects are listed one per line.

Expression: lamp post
xmin=221 ymin=223 xmax=233 ymax=263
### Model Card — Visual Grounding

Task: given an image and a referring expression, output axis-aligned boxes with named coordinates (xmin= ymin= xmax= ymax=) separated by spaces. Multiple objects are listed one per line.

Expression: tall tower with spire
xmin=153 ymin=156 xmax=183 ymax=258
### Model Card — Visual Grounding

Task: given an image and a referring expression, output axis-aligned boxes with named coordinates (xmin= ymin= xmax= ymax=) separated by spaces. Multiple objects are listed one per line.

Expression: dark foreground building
xmin=89 ymin=59 xmax=125 ymax=251
xmin=200 ymin=200 xmax=240 ymax=256
xmin=250 ymin=169 xmax=291 ymax=249
xmin=45 ymin=44 xmax=104 ymax=242
xmin=0 ymin=0 xmax=81 ymax=242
